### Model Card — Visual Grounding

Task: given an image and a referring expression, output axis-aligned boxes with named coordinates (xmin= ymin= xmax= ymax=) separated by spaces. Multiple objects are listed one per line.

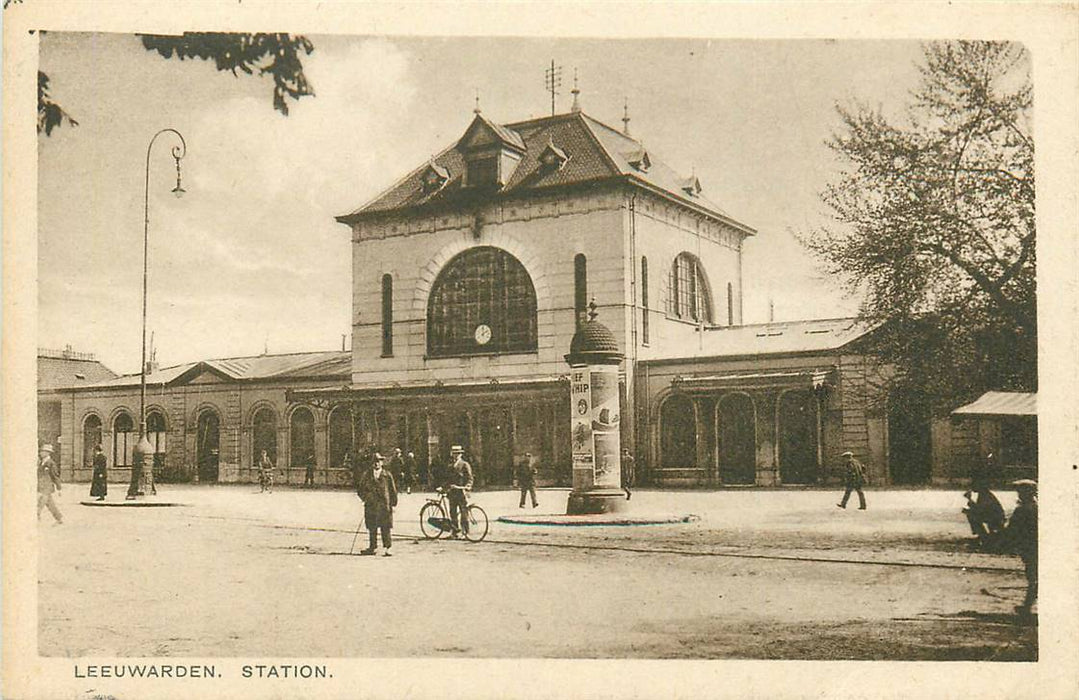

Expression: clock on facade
xmin=474 ymin=324 xmax=492 ymax=345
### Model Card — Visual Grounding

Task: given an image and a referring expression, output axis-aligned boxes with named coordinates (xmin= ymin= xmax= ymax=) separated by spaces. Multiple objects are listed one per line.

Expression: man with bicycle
xmin=446 ymin=445 xmax=473 ymax=539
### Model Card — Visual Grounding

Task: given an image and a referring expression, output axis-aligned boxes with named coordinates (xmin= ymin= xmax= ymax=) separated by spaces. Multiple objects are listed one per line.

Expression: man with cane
xmin=354 ymin=453 xmax=398 ymax=557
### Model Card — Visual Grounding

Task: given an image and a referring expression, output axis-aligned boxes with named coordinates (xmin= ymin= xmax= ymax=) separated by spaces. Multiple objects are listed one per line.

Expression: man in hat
xmin=621 ymin=447 xmax=636 ymax=501
xmin=37 ymin=444 xmax=64 ymax=523
xmin=388 ymin=447 xmax=410 ymax=495
xmin=357 ymin=453 xmax=398 ymax=556
xmin=515 ymin=452 xmax=539 ymax=509
xmin=447 ymin=445 xmax=473 ymax=538
xmin=962 ymin=485 xmax=1005 ymax=549
xmin=836 ymin=451 xmax=867 ymax=510
xmin=1005 ymin=479 xmax=1038 ymax=617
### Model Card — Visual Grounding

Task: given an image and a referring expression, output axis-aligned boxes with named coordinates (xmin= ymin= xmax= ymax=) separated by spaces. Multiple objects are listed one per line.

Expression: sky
xmin=37 ymin=34 xmax=928 ymax=374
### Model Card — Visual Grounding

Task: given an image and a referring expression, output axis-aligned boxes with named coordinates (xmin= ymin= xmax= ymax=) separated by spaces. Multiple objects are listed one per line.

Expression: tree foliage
xmin=35 ymin=32 xmax=315 ymax=136
xmin=803 ymin=41 xmax=1035 ymax=412
xmin=139 ymin=33 xmax=315 ymax=116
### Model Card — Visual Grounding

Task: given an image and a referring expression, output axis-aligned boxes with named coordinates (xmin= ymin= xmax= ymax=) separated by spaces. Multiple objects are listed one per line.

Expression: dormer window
xmin=539 ymin=140 xmax=569 ymax=171
xmin=421 ymin=161 xmax=450 ymax=194
xmin=457 ymin=114 xmax=526 ymax=190
xmin=681 ymin=176 xmax=702 ymax=197
xmin=628 ymin=148 xmax=651 ymax=172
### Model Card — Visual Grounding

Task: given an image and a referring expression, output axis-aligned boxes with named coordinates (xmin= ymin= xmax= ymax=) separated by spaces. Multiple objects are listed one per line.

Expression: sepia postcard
xmin=3 ymin=2 xmax=1078 ymax=699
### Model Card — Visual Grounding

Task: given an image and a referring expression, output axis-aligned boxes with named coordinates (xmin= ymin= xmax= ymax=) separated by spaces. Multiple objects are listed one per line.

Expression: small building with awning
xmin=950 ymin=391 xmax=1038 ymax=482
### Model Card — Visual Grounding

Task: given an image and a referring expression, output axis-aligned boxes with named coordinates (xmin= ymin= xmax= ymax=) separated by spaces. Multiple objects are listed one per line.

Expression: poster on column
xmin=589 ymin=366 xmax=620 ymax=487
xmin=570 ymin=369 xmax=594 ymax=477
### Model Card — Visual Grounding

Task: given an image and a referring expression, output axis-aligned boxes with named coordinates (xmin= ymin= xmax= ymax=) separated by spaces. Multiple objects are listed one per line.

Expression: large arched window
xmin=427 ymin=246 xmax=538 ymax=357
xmin=660 ymin=394 xmax=697 ymax=467
xmin=112 ymin=412 xmax=135 ymax=467
xmin=146 ymin=410 xmax=168 ymax=473
xmin=252 ymin=407 xmax=278 ymax=465
xmin=290 ymin=407 xmax=316 ymax=468
xmin=667 ymin=253 xmax=713 ymax=323
xmin=83 ymin=414 xmax=102 ymax=466
xmin=328 ymin=406 xmax=354 ymax=468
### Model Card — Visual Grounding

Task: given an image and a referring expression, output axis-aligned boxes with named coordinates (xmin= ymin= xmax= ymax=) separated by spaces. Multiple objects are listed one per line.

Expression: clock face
xmin=474 ymin=324 xmax=492 ymax=345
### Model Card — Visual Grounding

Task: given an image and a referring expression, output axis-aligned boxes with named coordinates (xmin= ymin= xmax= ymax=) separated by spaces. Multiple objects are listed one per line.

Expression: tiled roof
xmin=649 ymin=317 xmax=875 ymax=361
xmin=952 ymin=391 xmax=1037 ymax=417
xmin=337 ymin=111 xmax=753 ymax=233
xmin=38 ymin=356 xmax=118 ymax=391
xmin=54 ymin=351 xmax=350 ymax=391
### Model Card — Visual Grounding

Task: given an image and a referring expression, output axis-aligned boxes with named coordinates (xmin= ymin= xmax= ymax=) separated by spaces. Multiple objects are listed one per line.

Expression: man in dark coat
xmin=37 ymin=444 xmax=64 ymax=523
xmin=447 ymin=445 xmax=473 ymax=538
xmin=357 ymin=453 xmax=398 ymax=556
xmin=621 ymin=447 xmax=636 ymax=501
xmin=89 ymin=444 xmax=108 ymax=501
xmin=836 ymin=451 xmax=867 ymax=510
xmin=388 ymin=447 xmax=410 ymax=495
xmin=963 ymin=486 xmax=1005 ymax=548
xmin=516 ymin=452 xmax=539 ymax=509
xmin=1005 ymin=479 xmax=1038 ymax=617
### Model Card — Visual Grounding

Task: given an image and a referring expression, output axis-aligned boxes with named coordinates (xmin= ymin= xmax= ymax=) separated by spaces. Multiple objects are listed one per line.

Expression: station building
xmin=43 ymin=105 xmax=1032 ymax=489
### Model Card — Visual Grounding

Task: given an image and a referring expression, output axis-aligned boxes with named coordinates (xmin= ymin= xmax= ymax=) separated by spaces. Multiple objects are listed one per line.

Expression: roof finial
xmin=588 ymin=298 xmax=598 ymax=322
xmin=473 ymin=89 xmax=481 ymax=115
xmin=570 ymin=68 xmax=581 ymax=113
xmin=544 ymin=60 xmax=562 ymax=116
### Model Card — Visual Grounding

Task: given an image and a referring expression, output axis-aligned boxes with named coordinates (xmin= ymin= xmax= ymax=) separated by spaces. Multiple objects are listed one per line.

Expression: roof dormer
xmin=627 ymin=147 xmax=651 ymax=172
xmin=420 ymin=160 xmax=450 ymax=194
xmin=538 ymin=139 xmax=569 ymax=171
xmin=681 ymin=175 xmax=702 ymax=197
xmin=457 ymin=114 xmax=526 ymax=189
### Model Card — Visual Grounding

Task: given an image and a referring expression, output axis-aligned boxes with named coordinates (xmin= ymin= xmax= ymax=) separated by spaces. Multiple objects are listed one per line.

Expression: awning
xmin=672 ymin=367 xmax=834 ymax=392
xmin=952 ymin=391 xmax=1037 ymax=417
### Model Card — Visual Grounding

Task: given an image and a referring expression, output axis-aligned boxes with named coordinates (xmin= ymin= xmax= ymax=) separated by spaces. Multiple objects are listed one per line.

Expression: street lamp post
xmin=129 ymin=128 xmax=187 ymax=500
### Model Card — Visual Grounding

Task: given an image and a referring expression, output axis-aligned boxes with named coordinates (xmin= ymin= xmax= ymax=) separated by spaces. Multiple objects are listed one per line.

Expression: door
xmin=197 ymin=410 xmax=221 ymax=483
xmin=717 ymin=393 xmax=756 ymax=484
xmin=888 ymin=401 xmax=931 ymax=484
xmin=778 ymin=390 xmax=819 ymax=484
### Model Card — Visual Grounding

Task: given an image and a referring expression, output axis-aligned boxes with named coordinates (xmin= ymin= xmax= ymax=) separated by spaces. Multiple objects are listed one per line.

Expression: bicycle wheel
xmin=420 ymin=502 xmax=448 ymax=539
xmin=463 ymin=504 xmax=489 ymax=542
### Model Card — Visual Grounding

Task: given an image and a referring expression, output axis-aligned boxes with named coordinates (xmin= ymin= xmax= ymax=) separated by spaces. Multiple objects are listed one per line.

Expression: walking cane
xmin=349 ymin=515 xmax=364 ymax=555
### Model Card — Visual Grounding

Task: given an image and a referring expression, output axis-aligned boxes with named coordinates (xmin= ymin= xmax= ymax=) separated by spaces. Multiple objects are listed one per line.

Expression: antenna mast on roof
xmin=544 ymin=60 xmax=562 ymax=116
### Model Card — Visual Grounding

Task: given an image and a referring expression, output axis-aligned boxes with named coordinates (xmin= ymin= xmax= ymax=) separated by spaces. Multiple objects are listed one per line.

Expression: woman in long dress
xmin=89 ymin=444 xmax=108 ymax=500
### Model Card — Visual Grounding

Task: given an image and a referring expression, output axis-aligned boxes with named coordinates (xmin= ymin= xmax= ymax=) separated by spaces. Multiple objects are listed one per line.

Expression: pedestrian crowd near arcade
xmin=37 ymin=98 xmax=1039 ymax=617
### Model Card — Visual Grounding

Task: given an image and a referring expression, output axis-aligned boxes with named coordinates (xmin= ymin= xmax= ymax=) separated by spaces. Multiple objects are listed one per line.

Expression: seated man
xmin=962 ymin=486 xmax=1005 ymax=548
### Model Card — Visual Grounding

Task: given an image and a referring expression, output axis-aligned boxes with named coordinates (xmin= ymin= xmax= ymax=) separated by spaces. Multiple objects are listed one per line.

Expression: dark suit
xmin=516 ymin=459 xmax=538 ymax=507
xmin=838 ymin=457 xmax=866 ymax=509
xmin=1006 ymin=498 xmax=1038 ymax=610
xmin=358 ymin=468 xmax=398 ymax=550
xmin=90 ymin=453 xmax=108 ymax=498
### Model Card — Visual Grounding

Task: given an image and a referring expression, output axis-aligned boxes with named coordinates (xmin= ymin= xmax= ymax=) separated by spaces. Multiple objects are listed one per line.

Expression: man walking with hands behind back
xmin=447 ymin=445 xmax=473 ymax=538
xmin=357 ymin=453 xmax=398 ymax=556
xmin=837 ymin=450 xmax=867 ymax=510
xmin=516 ymin=452 xmax=539 ymax=509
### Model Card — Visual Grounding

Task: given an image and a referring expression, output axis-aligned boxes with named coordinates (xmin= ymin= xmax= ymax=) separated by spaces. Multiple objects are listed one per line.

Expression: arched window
xmin=381 ymin=273 xmax=393 ymax=357
xmin=328 ymin=406 xmax=354 ymax=468
xmin=252 ymin=407 xmax=278 ymax=465
xmin=82 ymin=414 xmax=102 ymax=466
xmin=574 ymin=253 xmax=588 ymax=327
xmin=660 ymin=394 xmax=697 ymax=467
xmin=112 ymin=412 xmax=135 ymax=467
xmin=146 ymin=410 xmax=168 ymax=473
xmin=667 ymin=253 xmax=712 ymax=323
xmin=427 ymin=246 xmax=538 ymax=357
xmin=290 ymin=407 xmax=316 ymax=468
xmin=641 ymin=256 xmax=650 ymax=344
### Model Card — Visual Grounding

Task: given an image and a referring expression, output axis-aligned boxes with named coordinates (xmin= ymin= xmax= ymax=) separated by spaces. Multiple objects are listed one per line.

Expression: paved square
xmin=38 ymin=486 xmax=1035 ymax=660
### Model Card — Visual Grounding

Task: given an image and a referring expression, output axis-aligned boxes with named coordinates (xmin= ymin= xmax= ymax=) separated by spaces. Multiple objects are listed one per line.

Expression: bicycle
xmin=420 ymin=488 xmax=489 ymax=542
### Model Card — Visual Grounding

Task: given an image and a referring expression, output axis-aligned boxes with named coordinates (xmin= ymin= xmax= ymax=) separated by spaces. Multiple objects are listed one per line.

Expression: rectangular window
xmin=381 ymin=274 xmax=393 ymax=357
xmin=467 ymin=158 xmax=498 ymax=188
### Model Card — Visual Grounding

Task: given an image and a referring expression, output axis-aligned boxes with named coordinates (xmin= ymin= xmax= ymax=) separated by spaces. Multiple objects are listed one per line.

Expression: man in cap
xmin=515 ymin=452 xmax=539 ymax=509
xmin=37 ymin=444 xmax=64 ymax=524
xmin=836 ymin=450 xmax=867 ymax=510
xmin=1005 ymin=479 xmax=1038 ymax=617
xmin=447 ymin=445 xmax=474 ymax=538
xmin=357 ymin=452 xmax=398 ymax=556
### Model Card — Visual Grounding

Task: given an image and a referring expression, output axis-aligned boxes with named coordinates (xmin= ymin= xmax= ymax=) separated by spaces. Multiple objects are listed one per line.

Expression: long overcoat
xmin=358 ymin=469 xmax=398 ymax=529
xmin=90 ymin=453 xmax=108 ymax=497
